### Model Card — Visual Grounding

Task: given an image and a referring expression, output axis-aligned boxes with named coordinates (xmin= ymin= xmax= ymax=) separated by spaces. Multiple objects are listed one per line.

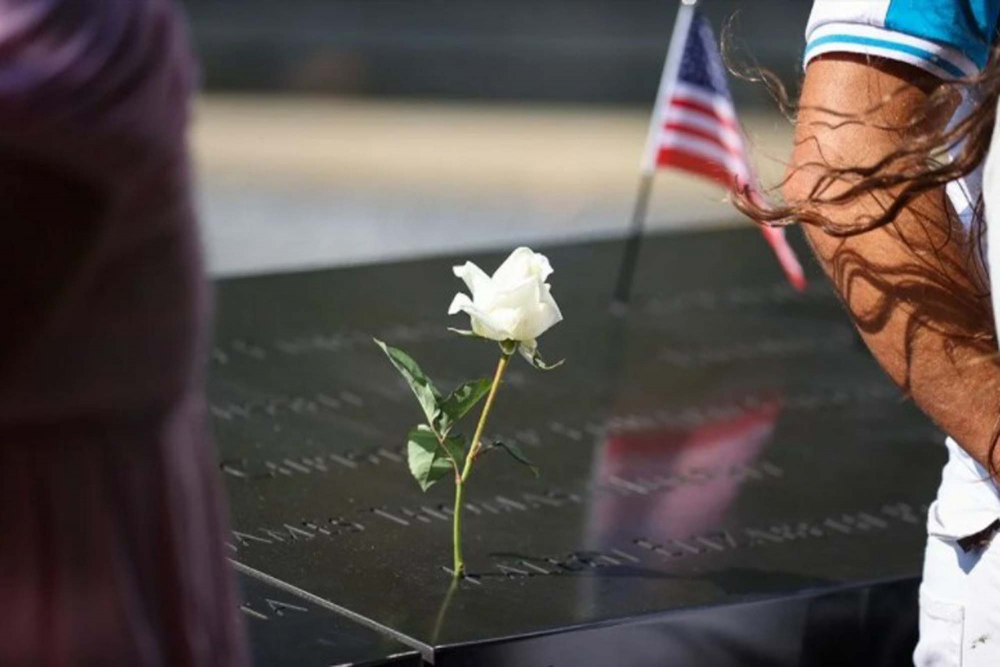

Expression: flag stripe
xmin=664 ymin=122 xmax=743 ymax=156
xmin=671 ymin=83 xmax=738 ymax=120
xmin=662 ymin=107 xmax=743 ymax=146
xmin=668 ymin=98 xmax=740 ymax=131
xmin=759 ymin=226 xmax=807 ymax=290
xmin=657 ymin=134 xmax=750 ymax=179
xmin=656 ymin=148 xmax=735 ymax=190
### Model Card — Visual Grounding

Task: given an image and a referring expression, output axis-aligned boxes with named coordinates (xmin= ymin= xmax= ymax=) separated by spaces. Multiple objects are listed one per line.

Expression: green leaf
xmin=407 ymin=426 xmax=467 ymax=492
xmin=526 ymin=346 xmax=564 ymax=372
xmin=407 ymin=426 xmax=454 ymax=491
xmin=490 ymin=440 xmax=540 ymax=477
xmin=441 ymin=433 xmax=466 ymax=466
xmin=437 ymin=378 xmax=492 ymax=433
xmin=374 ymin=338 xmax=441 ymax=425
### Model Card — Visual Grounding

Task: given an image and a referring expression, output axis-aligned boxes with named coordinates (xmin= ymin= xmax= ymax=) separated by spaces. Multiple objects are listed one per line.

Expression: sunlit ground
xmin=193 ymin=96 xmax=793 ymax=277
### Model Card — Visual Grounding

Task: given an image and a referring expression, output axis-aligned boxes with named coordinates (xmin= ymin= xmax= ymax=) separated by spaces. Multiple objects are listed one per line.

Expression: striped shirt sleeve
xmin=805 ymin=0 xmax=1000 ymax=79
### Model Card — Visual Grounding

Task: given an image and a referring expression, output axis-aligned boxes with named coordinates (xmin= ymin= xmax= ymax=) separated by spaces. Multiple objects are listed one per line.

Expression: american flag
xmin=644 ymin=5 xmax=806 ymax=290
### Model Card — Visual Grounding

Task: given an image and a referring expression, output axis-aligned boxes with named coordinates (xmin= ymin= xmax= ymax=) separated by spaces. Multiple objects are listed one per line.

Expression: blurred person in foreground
xmin=0 ymin=1 xmax=248 ymax=665
xmin=739 ymin=2 xmax=1000 ymax=664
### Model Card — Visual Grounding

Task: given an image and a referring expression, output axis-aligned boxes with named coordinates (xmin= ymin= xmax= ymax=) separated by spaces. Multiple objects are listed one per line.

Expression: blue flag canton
xmin=677 ymin=11 xmax=733 ymax=99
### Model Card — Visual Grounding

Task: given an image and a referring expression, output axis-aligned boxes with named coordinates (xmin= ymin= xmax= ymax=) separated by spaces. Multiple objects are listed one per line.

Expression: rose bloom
xmin=448 ymin=247 xmax=563 ymax=358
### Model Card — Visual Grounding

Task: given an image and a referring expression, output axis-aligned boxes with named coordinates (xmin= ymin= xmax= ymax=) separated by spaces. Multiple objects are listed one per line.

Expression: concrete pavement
xmin=192 ymin=96 xmax=795 ymax=276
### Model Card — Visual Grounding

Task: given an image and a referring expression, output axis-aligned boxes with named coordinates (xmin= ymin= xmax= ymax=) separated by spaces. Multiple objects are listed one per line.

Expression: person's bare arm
xmin=788 ymin=54 xmax=1000 ymax=470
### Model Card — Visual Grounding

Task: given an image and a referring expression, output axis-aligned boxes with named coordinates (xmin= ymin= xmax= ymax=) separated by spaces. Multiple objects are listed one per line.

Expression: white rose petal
xmin=453 ymin=262 xmax=492 ymax=298
xmin=492 ymin=247 xmax=553 ymax=285
xmin=448 ymin=247 xmax=563 ymax=344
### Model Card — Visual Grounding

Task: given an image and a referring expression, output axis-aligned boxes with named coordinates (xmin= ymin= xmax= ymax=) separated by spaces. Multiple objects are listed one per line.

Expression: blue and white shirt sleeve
xmin=805 ymin=0 xmax=1000 ymax=79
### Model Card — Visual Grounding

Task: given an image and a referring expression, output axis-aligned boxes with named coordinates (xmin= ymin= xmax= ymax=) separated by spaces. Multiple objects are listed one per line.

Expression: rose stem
xmin=452 ymin=351 xmax=512 ymax=577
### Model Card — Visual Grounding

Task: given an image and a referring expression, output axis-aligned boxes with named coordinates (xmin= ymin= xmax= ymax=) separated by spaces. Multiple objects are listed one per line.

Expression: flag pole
xmin=611 ymin=174 xmax=655 ymax=309
xmin=612 ymin=0 xmax=698 ymax=308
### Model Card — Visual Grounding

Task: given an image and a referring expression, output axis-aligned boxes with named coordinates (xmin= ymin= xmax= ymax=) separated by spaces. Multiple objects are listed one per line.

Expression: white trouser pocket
xmin=914 ymin=596 xmax=966 ymax=667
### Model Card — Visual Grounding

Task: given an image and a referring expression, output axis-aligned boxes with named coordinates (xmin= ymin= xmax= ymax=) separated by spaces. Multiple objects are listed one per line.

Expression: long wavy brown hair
xmin=727 ymin=35 xmax=1000 ymax=474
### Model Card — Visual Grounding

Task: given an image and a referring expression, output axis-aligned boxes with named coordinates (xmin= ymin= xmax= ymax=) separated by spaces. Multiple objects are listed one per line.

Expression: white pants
xmin=914 ymin=533 xmax=1000 ymax=666
xmin=914 ymin=439 xmax=1000 ymax=666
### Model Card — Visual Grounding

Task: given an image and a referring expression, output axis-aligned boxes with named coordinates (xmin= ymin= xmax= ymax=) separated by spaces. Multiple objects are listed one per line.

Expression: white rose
xmin=448 ymin=247 xmax=563 ymax=355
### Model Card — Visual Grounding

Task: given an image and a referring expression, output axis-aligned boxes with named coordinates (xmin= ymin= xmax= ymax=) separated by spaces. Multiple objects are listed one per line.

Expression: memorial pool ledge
xmin=213 ymin=228 xmax=941 ymax=666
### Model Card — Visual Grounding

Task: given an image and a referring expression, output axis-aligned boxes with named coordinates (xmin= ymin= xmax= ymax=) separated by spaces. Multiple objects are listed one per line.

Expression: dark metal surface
xmin=431 ymin=579 xmax=919 ymax=667
xmin=236 ymin=568 xmax=420 ymax=666
xmin=212 ymin=228 xmax=942 ymax=666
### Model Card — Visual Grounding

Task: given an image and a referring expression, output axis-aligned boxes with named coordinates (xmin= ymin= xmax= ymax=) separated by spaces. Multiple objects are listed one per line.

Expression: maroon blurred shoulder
xmin=0 ymin=1 xmax=250 ymax=665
